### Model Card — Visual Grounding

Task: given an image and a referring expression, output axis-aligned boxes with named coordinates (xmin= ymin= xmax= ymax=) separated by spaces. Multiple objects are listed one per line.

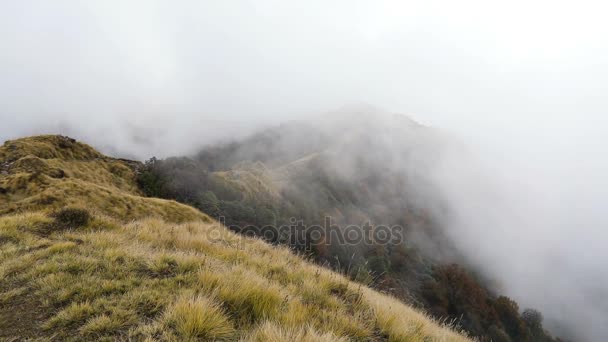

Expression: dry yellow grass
xmin=0 ymin=135 xmax=471 ymax=341
xmin=0 ymin=135 xmax=207 ymax=222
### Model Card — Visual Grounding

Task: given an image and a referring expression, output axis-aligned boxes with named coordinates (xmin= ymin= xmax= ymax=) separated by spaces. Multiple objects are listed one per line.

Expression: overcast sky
xmin=2 ymin=1 xmax=608 ymax=340
xmin=2 ymin=1 xmax=607 ymax=158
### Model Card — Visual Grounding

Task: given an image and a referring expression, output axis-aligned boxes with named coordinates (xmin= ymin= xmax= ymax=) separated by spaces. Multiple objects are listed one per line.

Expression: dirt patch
xmin=0 ymin=285 xmax=51 ymax=340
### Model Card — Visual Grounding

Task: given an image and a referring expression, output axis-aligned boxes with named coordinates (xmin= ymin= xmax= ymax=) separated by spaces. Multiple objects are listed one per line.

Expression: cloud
xmin=1 ymin=1 xmax=608 ymax=339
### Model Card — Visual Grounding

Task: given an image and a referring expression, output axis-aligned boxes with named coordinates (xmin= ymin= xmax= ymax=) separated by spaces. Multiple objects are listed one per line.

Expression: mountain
xmin=0 ymin=135 xmax=469 ymax=341
xmin=138 ymin=111 xmax=563 ymax=341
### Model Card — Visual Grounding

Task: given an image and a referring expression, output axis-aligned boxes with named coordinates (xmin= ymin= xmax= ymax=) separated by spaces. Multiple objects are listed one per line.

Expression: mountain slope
xmin=138 ymin=113 xmax=562 ymax=341
xmin=0 ymin=135 xmax=470 ymax=341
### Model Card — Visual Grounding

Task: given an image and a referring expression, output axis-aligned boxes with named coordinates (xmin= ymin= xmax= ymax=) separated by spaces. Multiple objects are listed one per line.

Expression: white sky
xmin=2 ymin=1 xmax=607 ymax=157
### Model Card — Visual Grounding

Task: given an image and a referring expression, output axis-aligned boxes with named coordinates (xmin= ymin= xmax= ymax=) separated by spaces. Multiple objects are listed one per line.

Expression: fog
xmin=2 ymin=1 xmax=608 ymax=340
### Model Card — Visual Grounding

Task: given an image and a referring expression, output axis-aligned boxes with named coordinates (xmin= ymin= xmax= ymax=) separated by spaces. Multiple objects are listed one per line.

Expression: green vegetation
xmin=137 ymin=122 xmax=562 ymax=342
xmin=420 ymin=264 xmax=560 ymax=342
xmin=0 ymin=135 xmax=470 ymax=341
xmin=51 ymin=207 xmax=91 ymax=228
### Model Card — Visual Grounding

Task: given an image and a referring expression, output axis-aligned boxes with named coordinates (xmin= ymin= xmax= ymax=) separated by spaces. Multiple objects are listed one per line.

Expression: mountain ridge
xmin=0 ymin=135 xmax=470 ymax=341
xmin=138 ymin=116 xmax=563 ymax=341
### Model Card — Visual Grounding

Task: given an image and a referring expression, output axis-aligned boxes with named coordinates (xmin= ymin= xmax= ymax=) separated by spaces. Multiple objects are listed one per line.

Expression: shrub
xmin=522 ymin=308 xmax=543 ymax=338
xmin=487 ymin=324 xmax=512 ymax=342
xmin=493 ymin=296 xmax=528 ymax=340
xmin=198 ymin=191 xmax=220 ymax=217
xmin=367 ymin=255 xmax=390 ymax=275
xmin=137 ymin=157 xmax=167 ymax=198
xmin=52 ymin=207 xmax=91 ymax=229
xmin=421 ymin=264 xmax=500 ymax=337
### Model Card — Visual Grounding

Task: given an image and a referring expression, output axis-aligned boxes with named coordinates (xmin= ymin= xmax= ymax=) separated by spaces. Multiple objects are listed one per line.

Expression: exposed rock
xmin=57 ymin=135 xmax=76 ymax=149
xmin=48 ymin=168 xmax=66 ymax=179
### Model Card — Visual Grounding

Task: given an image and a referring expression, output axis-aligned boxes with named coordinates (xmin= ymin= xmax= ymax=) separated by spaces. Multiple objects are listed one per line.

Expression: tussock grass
xmin=164 ymin=295 xmax=234 ymax=340
xmin=0 ymin=135 xmax=208 ymax=223
xmin=0 ymin=212 xmax=471 ymax=341
xmin=242 ymin=321 xmax=348 ymax=342
xmin=0 ymin=136 xmax=470 ymax=341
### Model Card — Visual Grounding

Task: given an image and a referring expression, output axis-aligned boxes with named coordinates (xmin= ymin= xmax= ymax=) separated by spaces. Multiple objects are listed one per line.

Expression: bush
xmin=198 ymin=191 xmax=220 ymax=217
xmin=137 ymin=157 xmax=167 ymax=198
xmin=493 ymin=296 xmax=528 ymax=340
xmin=52 ymin=207 xmax=91 ymax=229
xmin=421 ymin=264 xmax=501 ymax=337
xmin=522 ymin=308 xmax=543 ymax=338
xmin=487 ymin=324 xmax=512 ymax=342
xmin=367 ymin=255 xmax=390 ymax=275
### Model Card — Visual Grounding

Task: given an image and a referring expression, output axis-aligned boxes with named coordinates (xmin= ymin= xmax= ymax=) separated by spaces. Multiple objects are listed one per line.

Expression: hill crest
xmin=0 ymin=135 xmax=206 ymax=222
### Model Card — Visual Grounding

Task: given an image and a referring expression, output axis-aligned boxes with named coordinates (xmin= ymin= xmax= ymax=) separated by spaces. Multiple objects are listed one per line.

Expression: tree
xmin=493 ymin=296 xmax=529 ymax=341
xmin=198 ymin=191 xmax=220 ymax=218
xmin=522 ymin=308 xmax=543 ymax=338
xmin=137 ymin=157 xmax=166 ymax=197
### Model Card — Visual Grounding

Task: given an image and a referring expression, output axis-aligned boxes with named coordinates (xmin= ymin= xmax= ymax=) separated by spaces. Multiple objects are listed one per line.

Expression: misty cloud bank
xmin=2 ymin=1 xmax=608 ymax=340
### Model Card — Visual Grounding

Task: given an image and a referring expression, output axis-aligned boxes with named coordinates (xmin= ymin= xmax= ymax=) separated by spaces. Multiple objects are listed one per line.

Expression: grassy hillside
xmin=0 ymin=135 xmax=205 ymax=222
xmin=0 ymin=135 xmax=470 ymax=341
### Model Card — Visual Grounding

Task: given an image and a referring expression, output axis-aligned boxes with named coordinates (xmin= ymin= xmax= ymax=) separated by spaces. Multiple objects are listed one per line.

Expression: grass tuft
xmin=164 ymin=295 xmax=235 ymax=340
xmin=44 ymin=301 xmax=96 ymax=329
xmin=243 ymin=321 xmax=348 ymax=342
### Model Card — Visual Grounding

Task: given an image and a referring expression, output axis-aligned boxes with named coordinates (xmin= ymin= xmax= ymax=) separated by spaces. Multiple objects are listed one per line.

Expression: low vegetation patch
xmin=51 ymin=207 xmax=91 ymax=229
xmin=164 ymin=295 xmax=235 ymax=340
